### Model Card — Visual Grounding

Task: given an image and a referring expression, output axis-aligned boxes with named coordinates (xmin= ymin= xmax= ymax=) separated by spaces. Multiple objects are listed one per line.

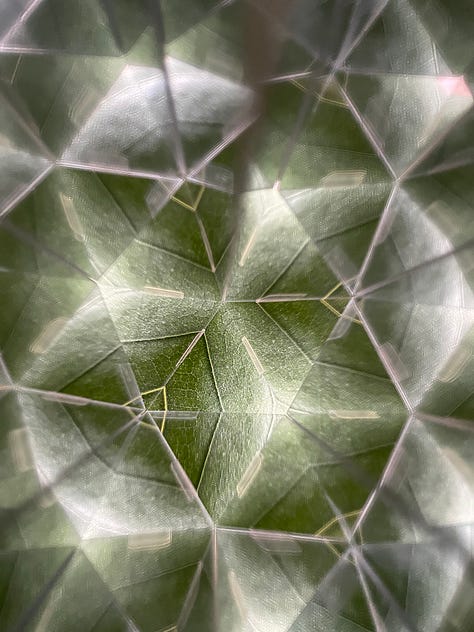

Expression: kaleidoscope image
xmin=0 ymin=1 xmax=473 ymax=631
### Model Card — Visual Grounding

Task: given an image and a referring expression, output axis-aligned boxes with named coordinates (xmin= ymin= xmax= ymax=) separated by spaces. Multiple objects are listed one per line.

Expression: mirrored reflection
xmin=0 ymin=0 xmax=473 ymax=630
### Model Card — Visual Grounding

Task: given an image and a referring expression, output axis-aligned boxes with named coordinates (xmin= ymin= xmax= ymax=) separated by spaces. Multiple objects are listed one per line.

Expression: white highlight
xmin=143 ymin=286 xmax=184 ymax=299
xmin=258 ymin=293 xmax=307 ymax=303
xmin=9 ymin=428 xmax=33 ymax=472
xmin=241 ymin=336 xmax=264 ymax=375
xmin=237 ymin=452 xmax=263 ymax=498
xmin=127 ymin=530 xmax=172 ymax=551
xmin=329 ymin=410 xmax=380 ymax=420
xmin=30 ymin=318 xmax=67 ymax=354
xmin=175 ymin=330 xmax=204 ymax=371
xmin=238 ymin=227 xmax=258 ymax=267
xmin=320 ymin=170 xmax=367 ymax=187
xmin=61 ymin=192 xmax=85 ymax=242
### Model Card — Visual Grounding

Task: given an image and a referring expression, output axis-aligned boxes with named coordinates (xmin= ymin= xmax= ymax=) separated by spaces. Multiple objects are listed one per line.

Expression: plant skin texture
xmin=0 ymin=1 xmax=473 ymax=631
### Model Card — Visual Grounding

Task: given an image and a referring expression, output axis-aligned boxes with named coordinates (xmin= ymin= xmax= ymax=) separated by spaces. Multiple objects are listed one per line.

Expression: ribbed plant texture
xmin=0 ymin=1 xmax=473 ymax=631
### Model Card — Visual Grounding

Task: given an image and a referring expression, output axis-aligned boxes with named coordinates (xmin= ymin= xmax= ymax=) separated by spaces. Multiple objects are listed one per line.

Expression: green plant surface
xmin=0 ymin=1 xmax=473 ymax=631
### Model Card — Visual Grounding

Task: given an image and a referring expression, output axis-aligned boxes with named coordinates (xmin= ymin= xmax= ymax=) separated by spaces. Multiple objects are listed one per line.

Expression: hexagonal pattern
xmin=0 ymin=1 xmax=473 ymax=631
